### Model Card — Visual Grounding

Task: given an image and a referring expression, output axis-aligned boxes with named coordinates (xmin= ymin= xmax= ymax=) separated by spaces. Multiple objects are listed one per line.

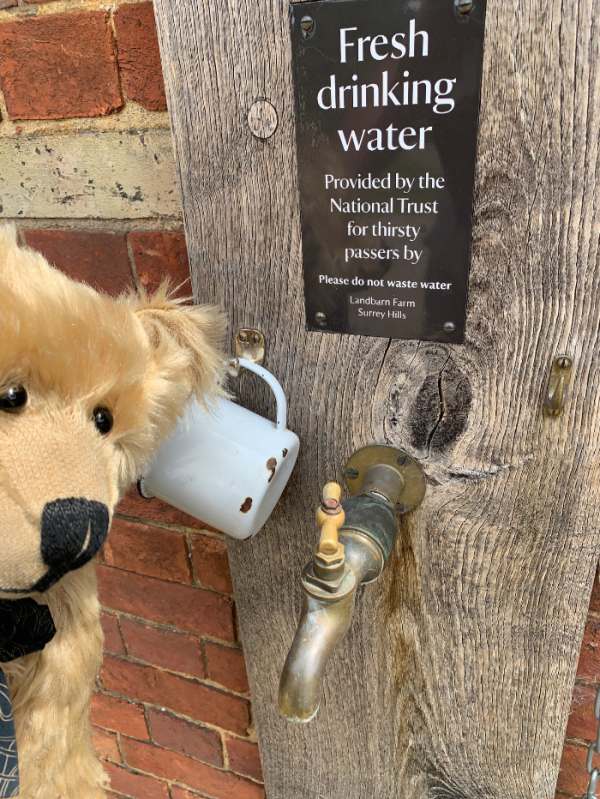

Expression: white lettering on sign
xmin=314 ymin=19 xmax=457 ymax=152
xmin=338 ymin=20 xmax=429 ymax=63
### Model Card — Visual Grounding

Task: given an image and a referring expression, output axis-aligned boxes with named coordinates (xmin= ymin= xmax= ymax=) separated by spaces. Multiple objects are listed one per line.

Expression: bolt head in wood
xmin=247 ymin=100 xmax=278 ymax=140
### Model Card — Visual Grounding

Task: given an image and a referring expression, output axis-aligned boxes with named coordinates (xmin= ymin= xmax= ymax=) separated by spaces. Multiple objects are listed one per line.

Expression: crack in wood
xmin=425 ymin=357 xmax=450 ymax=457
xmin=446 ymin=453 xmax=534 ymax=481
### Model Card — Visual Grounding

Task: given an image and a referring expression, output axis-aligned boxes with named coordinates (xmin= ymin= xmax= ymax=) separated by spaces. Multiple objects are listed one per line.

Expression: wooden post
xmin=153 ymin=0 xmax=599 ymax=796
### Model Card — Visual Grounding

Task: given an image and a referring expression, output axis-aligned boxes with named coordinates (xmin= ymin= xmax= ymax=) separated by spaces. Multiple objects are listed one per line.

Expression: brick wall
xmin=0 ymin=2 xmax=263 ymax=798
xmin=556 ymin=572 xmax=600 ymax=798
xmin=1 ymin=1 xmax=597 ymax=798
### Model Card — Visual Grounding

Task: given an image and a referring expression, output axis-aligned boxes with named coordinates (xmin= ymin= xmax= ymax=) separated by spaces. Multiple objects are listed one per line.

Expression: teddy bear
xmin=0 ymin=225 xmax=225 ymax=798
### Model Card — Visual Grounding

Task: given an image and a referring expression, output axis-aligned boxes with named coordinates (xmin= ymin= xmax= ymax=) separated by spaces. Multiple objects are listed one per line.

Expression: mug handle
xmin=236 ymin=357 xmax=288 ymax=430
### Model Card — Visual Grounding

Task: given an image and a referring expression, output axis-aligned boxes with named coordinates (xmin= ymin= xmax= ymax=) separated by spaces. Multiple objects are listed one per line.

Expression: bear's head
xmin=0 ymin=226 xmax=224 ymax=594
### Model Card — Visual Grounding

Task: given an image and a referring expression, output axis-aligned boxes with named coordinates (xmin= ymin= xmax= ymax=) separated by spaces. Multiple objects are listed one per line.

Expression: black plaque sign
xmin=291 ymin=0 xmax=487 ymax=342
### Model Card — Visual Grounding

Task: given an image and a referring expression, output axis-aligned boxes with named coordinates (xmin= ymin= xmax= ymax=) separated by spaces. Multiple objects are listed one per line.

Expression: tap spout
xmin=278 ymin=574 xmax=357 ymax=723
xmin=278 ymin=528 xmax=385 ymax=723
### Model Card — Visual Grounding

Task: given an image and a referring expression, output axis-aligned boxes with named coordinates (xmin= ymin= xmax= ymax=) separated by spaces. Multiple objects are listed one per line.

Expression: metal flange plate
xmin=343 ymin=445 xmax=426 ymax=513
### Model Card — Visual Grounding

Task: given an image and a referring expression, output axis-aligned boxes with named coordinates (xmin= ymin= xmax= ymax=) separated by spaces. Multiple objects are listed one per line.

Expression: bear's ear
xmin=131 ymin=283 xmax=227 ymax=403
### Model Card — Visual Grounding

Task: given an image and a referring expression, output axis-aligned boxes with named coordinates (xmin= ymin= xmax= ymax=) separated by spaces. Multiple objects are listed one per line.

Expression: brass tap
xmin=279 ymin=446 xmax=427 ymax=724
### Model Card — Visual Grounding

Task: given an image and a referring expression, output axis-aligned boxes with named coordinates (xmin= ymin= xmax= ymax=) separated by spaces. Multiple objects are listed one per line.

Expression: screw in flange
xmin=454 ymin=0 xmax=474 ymax=14
xmin=443 ymin=321 xmax=456 ymax=333
xmin=300 ymin=15 xmax=315 ymax=39
xmin=315 ymin=311 xmax=328 ymax=328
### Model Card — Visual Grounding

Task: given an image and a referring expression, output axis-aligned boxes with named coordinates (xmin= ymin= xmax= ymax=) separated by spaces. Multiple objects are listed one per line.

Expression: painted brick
xmin=105 ymin=762 xmax=169 ymax=799
xmin=97 ymin=565 xmax=235 ymax=641
xmin=101 ymin=656 xmax=250 ymax=736
xmin=117 ymin=486 xmax=209 ymax=530
xmin=0 ymin=130 xmax=180 ymax=220
xmin=576 ymin=617 xmax=600 ymax=681
xmin=205 ymin=643 xmax=249 ymax=694
xmin=565 ymin=682 xmax=597 ymax=742
xmin=129 ymin=230 xmax=191 ymax=297
xmin=556 ymin=743 xmax=600 ymax=796
xmin=147 ymin=707 xmax=222 ymax=766
xmin=101 ymin=612 xmax=125 ymax=656
xmin=22 ymin=229 xmax=132 ymax=295
xmin=91 ymin=693 xmax=149 ymax=741
xmin=0 ymin=12 xmax=122 ymax=120
xmin=225 ymin=737 xmax=263 ymax=782
xmin=120 ymin=617 xmax=205 ymax=678
xmin=92 ymin=727 xmax=121 ymax=764
xmin=122 ymin=738 xmax=265 ymax=799
xmin=191 ymin=536 xmax=233 ymax=594
xmin=104 ymin=517 xmax=191 ymax=584
xmin=114 ymin=2 xmax=167 ymax=112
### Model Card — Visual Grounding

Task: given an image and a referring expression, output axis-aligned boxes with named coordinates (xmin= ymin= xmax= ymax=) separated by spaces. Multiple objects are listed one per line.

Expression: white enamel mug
xmin=140 ymin=358 xmax=300 ymax=540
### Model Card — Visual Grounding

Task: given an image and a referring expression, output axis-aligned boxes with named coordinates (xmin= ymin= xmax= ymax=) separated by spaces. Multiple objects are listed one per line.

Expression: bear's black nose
xmin=33 ymin=498 xmax=110 ymax=592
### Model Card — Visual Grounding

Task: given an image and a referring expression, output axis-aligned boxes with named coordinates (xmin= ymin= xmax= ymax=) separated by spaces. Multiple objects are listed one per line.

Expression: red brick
xmin=576 ymin=617 xmax=600 ymax=681
xmin=101 ymin=656 xmax=250 ymax=736
xmin=171 ymin=788 xmax=264 ymax=799
xmin=22 ymin=230 xmax=132 ymax=295
xmin=129 ymin=230 xmax=191 ymax=298
xmin=92 ymin=693 xmax=149 ymax=741
xmin=92 ymin=727 xmax=121 ymax=764
xmin=114 ymin=2 xmax=167 ymax=111
xmin=556 ymin=743 xmax=600 ymax=796
xmin=120 ymin=617 xmax=205 ymax=678
xmin=105 ymin=762 xmax=169 ymax=799
xmin=0 ymin=12 xmax=122 ymax=120
xmin=191 ymin=536 xmax=233 ymax=595
xmin=589 ymin=570 xmax=600 ymax=614
xmin=123 ymin=739 xmax=265 ymax=799
xmin=101 ymin=612 xmax=126 ymax=656
xmin=147 ymin=708 xmax=222 ymax=766
xmin=205 ymin=643 xmax=249 ymax=694
xmin=225 ymin=737 xmax=263 ymax=782
xmin=566 ymin=682 xmax=598 ymax=741
xmin=97 ymin=565 xmax=235 ymax=641
xmin=104 ymin=517 xmax=191 ymax=584
xmin=117 ymin=486 xmax=210 ymax=530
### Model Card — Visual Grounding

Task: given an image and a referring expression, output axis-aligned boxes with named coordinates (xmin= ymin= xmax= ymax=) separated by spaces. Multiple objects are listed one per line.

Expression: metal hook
xmin=543 ymin=355 xmax=573 ymax=417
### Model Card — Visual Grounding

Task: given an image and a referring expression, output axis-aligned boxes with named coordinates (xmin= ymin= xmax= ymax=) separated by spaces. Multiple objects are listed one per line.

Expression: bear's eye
xmin=0 ymin=385 xmax=28 ymax=413
xmin=93 ymin=406 xmax=114 ymax=435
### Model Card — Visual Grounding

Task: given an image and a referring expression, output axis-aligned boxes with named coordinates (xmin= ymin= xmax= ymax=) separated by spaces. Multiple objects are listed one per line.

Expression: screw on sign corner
xmin=300 ymin=15 xmax=316 ymax=39
xmin=454 ymin=0 xmax=474 ymax=14
xmin=314 ymin=311 xmax=328 ymax=329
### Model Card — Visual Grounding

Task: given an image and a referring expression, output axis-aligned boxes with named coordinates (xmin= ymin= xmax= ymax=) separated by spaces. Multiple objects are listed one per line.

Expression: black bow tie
xmin=0 ymin=598 xmax=56 ymax=798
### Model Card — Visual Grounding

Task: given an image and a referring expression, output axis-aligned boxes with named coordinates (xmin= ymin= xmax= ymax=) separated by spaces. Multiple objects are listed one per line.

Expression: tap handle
xmin=316 ymin=481 xmax=345 ymax=560
xmin=322 ymin=481 xmax=342 ymax=509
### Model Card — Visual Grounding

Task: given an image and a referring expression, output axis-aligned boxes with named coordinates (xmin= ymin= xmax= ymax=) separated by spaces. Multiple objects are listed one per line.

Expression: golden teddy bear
xmin=0 ymin=225 xmax=224 ymax=798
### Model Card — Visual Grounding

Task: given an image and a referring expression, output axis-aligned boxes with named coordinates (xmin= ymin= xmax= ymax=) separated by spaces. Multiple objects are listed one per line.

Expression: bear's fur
xmin=0 ymin=225 xmax=225 ymax=798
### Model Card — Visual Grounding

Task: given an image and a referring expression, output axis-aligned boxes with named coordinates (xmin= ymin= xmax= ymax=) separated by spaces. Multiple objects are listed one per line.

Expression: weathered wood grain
xmin=153 ymin=0 xmax=599 ymax=796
